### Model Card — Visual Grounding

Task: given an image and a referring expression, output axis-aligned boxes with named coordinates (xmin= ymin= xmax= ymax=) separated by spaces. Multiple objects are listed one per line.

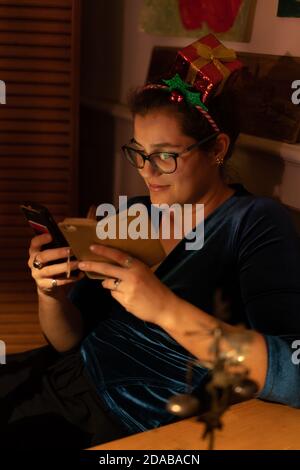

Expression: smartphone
xmin=20 ymin=202 xmax=69 ymax=250
xmin=20 ymin=202 xmax=78 ymax=274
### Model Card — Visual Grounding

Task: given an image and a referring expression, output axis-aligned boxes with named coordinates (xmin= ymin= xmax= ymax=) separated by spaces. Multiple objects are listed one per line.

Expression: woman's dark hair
xmin=128 ymin=72 xmax=242 ymax=165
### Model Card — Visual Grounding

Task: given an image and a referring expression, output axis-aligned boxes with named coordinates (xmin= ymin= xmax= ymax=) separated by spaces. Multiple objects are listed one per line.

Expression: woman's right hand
xmin=28 ymin=233 xmax=83 ymax=296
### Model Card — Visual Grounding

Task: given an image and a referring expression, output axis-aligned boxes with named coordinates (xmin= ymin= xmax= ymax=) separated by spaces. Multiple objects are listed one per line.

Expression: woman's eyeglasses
xmin=121 ymin=132 xmax=219 ymax=174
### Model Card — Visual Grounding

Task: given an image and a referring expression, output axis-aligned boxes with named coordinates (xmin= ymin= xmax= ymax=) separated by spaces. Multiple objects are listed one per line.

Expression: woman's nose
xmin=139 ymin=159 xmax=161 ymax=178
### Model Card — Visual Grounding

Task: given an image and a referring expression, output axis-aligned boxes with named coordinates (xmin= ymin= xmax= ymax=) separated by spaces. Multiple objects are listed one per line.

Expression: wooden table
xmin=90 ymin=400 xmax=300 ymax=450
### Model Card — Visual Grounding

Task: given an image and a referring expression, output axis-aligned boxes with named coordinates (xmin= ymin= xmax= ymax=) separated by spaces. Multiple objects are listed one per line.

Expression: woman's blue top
xmin=69 ymin=184 xmax=300 ymax=434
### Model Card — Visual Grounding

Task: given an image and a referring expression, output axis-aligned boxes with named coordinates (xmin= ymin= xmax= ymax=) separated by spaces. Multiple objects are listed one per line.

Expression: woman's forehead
xmin=133 ymin=111 xmax=185 ymax=142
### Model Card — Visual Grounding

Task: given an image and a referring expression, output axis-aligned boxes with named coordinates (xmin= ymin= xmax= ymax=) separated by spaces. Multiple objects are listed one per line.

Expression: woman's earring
xmin=216 ymin=157 xmax=224 ymax=166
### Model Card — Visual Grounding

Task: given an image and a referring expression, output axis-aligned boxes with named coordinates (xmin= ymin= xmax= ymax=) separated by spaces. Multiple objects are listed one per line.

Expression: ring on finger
xmin=124 ymin=256 xmax=133 ymax=269
xmin=44 ymin=278 xmax=58 ymax=293
xmin=33 ymin=256 xmax=43 ymax=270
xmin=113 ymin=278 xmax=122 ymax=290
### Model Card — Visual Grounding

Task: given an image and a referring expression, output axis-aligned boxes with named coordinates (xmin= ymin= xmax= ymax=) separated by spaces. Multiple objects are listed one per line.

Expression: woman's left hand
xmin=78 ymin=244 xmax=177 ymax=325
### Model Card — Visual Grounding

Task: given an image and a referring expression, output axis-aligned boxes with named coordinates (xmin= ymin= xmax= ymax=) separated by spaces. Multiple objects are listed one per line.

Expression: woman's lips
xmin=148 ymin=183 xmax=170 ymax=192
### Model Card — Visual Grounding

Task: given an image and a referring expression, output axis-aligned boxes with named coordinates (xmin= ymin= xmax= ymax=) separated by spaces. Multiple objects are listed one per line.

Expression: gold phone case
xmin=58 ymin=214 xmax=165 ymax=279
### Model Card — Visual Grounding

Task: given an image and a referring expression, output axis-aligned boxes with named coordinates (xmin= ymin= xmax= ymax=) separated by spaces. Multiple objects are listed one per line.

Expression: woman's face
xmin=133 ymin=110 xmax=221 ymax=206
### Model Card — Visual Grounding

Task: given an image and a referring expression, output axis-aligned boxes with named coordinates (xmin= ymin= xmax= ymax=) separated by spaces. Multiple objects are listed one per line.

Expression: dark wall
xmin=78 ymin=0 xmax=124 ymax=215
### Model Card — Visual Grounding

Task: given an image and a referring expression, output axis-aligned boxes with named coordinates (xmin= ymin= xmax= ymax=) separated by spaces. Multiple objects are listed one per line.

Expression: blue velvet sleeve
xmin=259 ymin=335 xmax=300 ymax=407
xmin=236 ymin=198 xmax=300 ymax=407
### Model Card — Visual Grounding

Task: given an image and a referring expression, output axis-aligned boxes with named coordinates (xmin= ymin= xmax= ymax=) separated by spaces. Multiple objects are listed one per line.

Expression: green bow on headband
xmin=162 ymin=74 xmax=208 ymax=111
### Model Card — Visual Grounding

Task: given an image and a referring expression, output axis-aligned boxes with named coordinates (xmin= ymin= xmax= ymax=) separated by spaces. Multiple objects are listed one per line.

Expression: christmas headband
xmin=143 ymin=74 xmax=220 ymax=132
xmin=143 ymin=34 xmax=243 ymax=133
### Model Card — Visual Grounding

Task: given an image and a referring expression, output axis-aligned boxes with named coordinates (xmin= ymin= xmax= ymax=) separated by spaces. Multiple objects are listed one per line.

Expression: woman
xmin=1 ymin=39 xmax=300 ymax=449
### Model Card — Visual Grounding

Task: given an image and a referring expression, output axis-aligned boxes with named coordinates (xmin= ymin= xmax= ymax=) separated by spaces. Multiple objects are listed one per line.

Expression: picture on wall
xmin=277 ymin=0 xmax=300 ymax=17
xmin=140 ymin=0 xmax=256 ymax=42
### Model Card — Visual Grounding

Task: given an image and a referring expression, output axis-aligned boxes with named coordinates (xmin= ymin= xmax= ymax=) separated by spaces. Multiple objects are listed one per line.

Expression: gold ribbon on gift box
xmin=186 ymin=42 xmax=237 ymax=90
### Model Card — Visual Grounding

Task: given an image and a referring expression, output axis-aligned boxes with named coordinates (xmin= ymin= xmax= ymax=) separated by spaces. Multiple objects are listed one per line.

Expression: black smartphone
xmin=20 ymin=202 xmax=68 ymax=250
xmin=20 ymin=202 xmax=78 ymax=273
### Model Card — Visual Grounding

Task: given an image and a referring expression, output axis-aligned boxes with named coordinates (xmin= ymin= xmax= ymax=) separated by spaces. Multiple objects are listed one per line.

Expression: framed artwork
xmin=140 ymin=0 xmax=256 ymax=42
xmin=277 ymin=0 xmax=300 ymax=18
xmin=234 ymin=52 xmax=300 ymax=143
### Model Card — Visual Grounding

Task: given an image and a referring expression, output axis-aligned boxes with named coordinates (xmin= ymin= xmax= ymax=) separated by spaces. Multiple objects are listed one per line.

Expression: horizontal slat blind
xmin=0 ymin=0 xmax=80 ymax=352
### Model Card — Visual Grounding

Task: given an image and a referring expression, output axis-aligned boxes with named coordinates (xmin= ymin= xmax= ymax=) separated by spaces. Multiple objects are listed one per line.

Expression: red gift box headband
xmin=142 ymin=73 xmax=220 ymax=133
xmin=141 ymin=32 xmax=244 ymax=134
